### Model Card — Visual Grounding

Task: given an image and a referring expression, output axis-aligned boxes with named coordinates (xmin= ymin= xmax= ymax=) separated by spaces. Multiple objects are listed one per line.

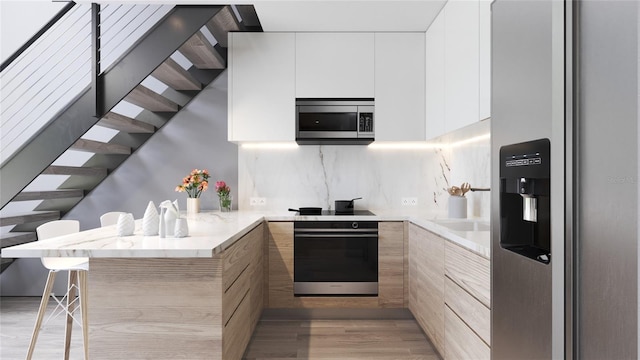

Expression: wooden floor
xmin=244 ymin=319 xmax=440 ymax=360
xmin=1 ymin=297 xmax=440 ymax=360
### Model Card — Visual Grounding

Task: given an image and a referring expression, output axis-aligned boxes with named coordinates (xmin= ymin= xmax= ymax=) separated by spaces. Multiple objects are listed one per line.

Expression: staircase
xmin=0 ymin=4 xmax=262 ymax=272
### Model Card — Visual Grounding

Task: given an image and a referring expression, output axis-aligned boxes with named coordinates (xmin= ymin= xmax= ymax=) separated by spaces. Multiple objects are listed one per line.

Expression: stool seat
xmin=27 ymin=220 xmax=89 ymax=360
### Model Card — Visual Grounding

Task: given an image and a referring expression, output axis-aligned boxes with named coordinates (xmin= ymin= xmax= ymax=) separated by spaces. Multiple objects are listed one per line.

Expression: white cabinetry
xmin=228 ymin=32 xmax=295 ymax=142
xmin=425 ymin=12 xmax=446 ymax=140
xmin=295 ymin=33 xmax=375 ymax=98
xmin=444 ymin=0 xmax=479 ymax=133
xmin=425 ymin=0 xmax=491 ymax=139
xmin=374 ymin=33 xmax=426 ymax=141
xmin=479 ymin=0 xmax=492 ymax=121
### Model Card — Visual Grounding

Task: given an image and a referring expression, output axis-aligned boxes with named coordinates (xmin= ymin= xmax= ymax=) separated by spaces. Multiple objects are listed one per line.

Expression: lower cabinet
xmin=409 ymin=223 xmax=445 ymax=354
xmin=267 ymin=221 xmax=406 ymax=308
xmin=221 ymin=222 xmax=265 ymax=360
xmin=409 ymin=223 xmax=491 ymax=360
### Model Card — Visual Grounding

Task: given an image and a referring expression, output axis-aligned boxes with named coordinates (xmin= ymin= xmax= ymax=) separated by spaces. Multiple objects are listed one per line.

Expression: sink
xmin=431 ymin=219 xmax=490 ymax=232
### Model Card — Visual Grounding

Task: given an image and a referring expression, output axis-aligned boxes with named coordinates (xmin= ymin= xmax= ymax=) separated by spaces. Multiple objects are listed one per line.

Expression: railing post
xmin=92 ymin=3 xmax=102 ymax=117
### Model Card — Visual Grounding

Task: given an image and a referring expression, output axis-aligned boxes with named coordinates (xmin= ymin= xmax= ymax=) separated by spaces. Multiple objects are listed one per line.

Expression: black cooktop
xmin=315 ymin=210 xmax=376 ymax=216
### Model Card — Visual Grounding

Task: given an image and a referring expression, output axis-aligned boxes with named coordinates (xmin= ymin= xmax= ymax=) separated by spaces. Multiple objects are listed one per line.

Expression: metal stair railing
xmin=1 ymin=4 xmax=174 ymax=168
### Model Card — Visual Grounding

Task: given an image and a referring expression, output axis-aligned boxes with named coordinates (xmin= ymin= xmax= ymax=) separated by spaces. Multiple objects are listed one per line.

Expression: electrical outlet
xmin=401 ymin=197 xmax=418 ymax=206
xmin=250 ymin=197 xmax=266 ymax=206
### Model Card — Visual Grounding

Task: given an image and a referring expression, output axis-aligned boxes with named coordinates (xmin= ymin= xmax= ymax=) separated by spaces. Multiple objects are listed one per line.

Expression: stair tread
xmin=152 ymin=57 xmax=202 ymax=90
xmin=205 ymin=6 xmax=240 ymax=48
xmin=125 ymin=85 xmax=179 ymax=112
xmin=99 ymin=112 xmax=156 ymax=134
xmin=71 ymin=139 xmax=131 ymax=155
xmin=13 ymin=189 xmax=84 ymax=202
xmin=0 ymin=211 xmax=60 ymax=227
xmin=179 ymin=31 xmax=225 ymax=69
xmin=44 ymin=166 xmax=108 ymax=177
xmin=1 ymin=232 xmax=37 ymax=248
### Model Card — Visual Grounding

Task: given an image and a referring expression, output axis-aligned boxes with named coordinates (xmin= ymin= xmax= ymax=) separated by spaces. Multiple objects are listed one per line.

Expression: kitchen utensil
xmin=449 ymin=186 xmax=462 ymax=196
xmin=288 ymin=207 xmax=323 ymax=215
xmin=335 ymin=197 xmax=363 ymax=213
xmin=461 ymin=182 xmax=471 ymax=196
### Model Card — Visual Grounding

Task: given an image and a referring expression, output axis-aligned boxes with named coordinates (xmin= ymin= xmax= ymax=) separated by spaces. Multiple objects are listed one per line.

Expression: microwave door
xmin=297 ymin=105 xmax=358 ymax=138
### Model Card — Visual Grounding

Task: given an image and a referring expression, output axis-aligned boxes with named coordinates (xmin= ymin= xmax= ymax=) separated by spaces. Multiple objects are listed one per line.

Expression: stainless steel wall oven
xmin=293 ymin=221 xmax=378 ymax=296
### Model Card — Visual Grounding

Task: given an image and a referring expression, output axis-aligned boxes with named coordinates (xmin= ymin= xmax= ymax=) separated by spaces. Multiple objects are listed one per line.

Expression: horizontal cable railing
xmin=0 ymin=4 xmax=173 ymax=166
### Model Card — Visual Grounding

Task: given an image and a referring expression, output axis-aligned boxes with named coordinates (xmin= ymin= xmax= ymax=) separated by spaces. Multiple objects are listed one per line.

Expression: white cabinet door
xmin=444 ymin=0 xmax=480 ymax=133
xmin=425 ymin=11 xmax=446 ymax=140
xmin=375 ymin=33 xmax=425 ymax=141
xmin=479 ymin=0 xmax=492 ymax=121
xmin=295 ymin=33 xmax=375 ymax=98
xmin=228 ymin=33 xmax=295 ymax=142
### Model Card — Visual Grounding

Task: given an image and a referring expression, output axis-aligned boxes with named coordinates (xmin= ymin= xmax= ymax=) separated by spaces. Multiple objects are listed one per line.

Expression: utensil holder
xmin=448 ymin=196 xmax=468 ymax=219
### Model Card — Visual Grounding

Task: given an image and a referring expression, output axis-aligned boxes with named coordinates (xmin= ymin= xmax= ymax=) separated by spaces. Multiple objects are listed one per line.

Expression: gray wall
xmin=1 ymin=71 xmax=237 ymax=296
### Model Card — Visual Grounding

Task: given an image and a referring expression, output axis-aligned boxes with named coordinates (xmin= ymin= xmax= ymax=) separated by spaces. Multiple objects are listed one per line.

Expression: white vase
xmin=116 ymin=213 xmax=135 ymax=236
xmin=174 ymin=218 xmax=189 ymax=238
xmin=187 ymin=198 xmax=200 ymax=215
xmin=142 ymin=201 xmax=159 ymax=236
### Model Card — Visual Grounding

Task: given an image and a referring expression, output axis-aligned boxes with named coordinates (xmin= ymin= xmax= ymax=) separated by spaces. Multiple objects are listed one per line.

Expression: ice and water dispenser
xmin=499 ymin=139 xmax=551 ymax=264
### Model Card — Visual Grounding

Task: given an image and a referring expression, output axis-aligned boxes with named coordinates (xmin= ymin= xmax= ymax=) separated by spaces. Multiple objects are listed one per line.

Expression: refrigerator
xmin=491 ymin=1 xmax=638 ymax=359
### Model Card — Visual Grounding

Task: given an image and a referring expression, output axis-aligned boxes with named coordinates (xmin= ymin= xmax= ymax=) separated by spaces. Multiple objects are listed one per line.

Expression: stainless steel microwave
xmin=295 ymin=98 xmax=374 ymax=145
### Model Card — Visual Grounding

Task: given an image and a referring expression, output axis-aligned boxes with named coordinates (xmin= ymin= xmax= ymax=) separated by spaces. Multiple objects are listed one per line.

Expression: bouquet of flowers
xmin=175 ymin=169 xmax=210 ymax=198
xmin=215 ymin=180 xmax=232 ymax=211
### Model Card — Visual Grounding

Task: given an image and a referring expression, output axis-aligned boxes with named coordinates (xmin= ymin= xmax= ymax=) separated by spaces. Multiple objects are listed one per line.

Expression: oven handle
xmin=294 ymin=234 xmax=378 ymax=238
xmin=294 ymin=228 xmax=377 ymax=233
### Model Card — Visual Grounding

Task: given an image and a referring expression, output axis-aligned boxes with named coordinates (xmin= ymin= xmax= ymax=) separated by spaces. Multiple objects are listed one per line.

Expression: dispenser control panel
xmin=505 ymin=155 xmax=542 ymax=167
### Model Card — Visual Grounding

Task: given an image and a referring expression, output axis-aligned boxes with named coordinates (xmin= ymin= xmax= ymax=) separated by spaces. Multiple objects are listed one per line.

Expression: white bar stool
xmin=27 ymin=220 xmax=89 ymax=360
xmin=99 ymin=211 xmax=125 ymax=227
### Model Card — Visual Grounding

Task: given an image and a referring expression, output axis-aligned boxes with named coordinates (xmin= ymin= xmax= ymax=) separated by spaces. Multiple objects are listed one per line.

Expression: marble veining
xmin=239 ymin=119 xmax=491 ymax=218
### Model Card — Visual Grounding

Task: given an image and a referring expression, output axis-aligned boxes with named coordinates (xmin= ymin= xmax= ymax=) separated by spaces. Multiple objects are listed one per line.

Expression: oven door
xmin=293 ymin=221 xmax=378 ymax=296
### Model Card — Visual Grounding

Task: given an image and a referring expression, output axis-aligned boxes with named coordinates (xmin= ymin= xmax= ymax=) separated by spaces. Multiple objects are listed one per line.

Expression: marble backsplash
xmin=238 ymin=119 xmax=491 ymax=219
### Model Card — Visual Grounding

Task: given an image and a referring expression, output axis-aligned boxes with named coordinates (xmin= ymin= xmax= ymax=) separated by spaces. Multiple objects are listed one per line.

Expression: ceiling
xmin=252 ymin=1 xmax=447 ymax=32
xmin=87 ymin=0 xmax=447 ymax=32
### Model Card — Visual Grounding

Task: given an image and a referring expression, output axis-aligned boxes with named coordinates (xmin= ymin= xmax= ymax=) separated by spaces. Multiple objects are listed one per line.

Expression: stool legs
xmin=79 ymin=270 xmax=89 ymax=360
xmin=26 ymin=270 xmax=57 ymax=360
xmin=64 ymin=270 xmax=78 ymax=360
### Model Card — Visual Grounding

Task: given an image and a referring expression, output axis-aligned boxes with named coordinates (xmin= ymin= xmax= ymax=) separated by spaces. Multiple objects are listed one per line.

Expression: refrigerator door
xmin=491 ymin=1 xmax=554 ymax=358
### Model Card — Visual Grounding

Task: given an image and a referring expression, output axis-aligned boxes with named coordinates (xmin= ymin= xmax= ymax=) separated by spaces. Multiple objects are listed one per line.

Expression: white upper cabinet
xmin=444 ymin=0 xmax=480 ymax=134
xmin=425 ymin=0 xmax=491 ymax=140
xmin=425 ymin=11 xmax=446 ymax=140
xmin=295 ymin=33 xmax=375 ymax=98
xmin=374 ymin=33 xmax=426 ymax=141
xmin=479 ymin=0 xmax=492 ymax=121
xmin=228 ymin=32 xmax=295 ymax=142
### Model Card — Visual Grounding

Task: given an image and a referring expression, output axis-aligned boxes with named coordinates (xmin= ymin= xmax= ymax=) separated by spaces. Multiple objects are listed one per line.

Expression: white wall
xmin=239 ymin=119 xmax=491 ymax=218
xmin=0 ymin=0 xmax=67 ymax=62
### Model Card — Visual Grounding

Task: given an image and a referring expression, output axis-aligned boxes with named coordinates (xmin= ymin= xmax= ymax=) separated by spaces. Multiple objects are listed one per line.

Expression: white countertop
xmin=1 ymin=210 xmax=490 ymax=259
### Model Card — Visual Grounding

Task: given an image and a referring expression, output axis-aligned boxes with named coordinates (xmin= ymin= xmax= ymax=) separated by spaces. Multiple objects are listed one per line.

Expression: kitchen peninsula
xmin=1 ymin=211 xmax=490 ymax=360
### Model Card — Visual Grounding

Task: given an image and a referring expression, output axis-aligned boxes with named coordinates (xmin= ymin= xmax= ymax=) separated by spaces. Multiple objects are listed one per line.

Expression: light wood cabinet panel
xmin=445 ymin=276 xmax=490 ymax=345
xmin=267 ymin=222 xmax=294 ymax=308
xmin=445 ymin=241 xmax=491 ymax=308
xmin=374 ymin=33 xmax=426 ymax=141
xmin=223 ymin=291 xmax=251 ymax=360
xmin=444 ymin=306 xmax=490 ymax=360
xmin=378 ymin=222 xmax=405 ymax=307
xmin=223 ymin=266 xmax=250 ymax=326
xmin=222 ymin=233 xmax=252 ymax=292
xmin=249 ymin=224 xmax=265 ymax=331
xmin=408 ymin=223 xmax=445 ymax=354
xmin=228 ymin=32 xmax=295 ymax=142
xmin=296 ymin=33 xmax=374 ymax=98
